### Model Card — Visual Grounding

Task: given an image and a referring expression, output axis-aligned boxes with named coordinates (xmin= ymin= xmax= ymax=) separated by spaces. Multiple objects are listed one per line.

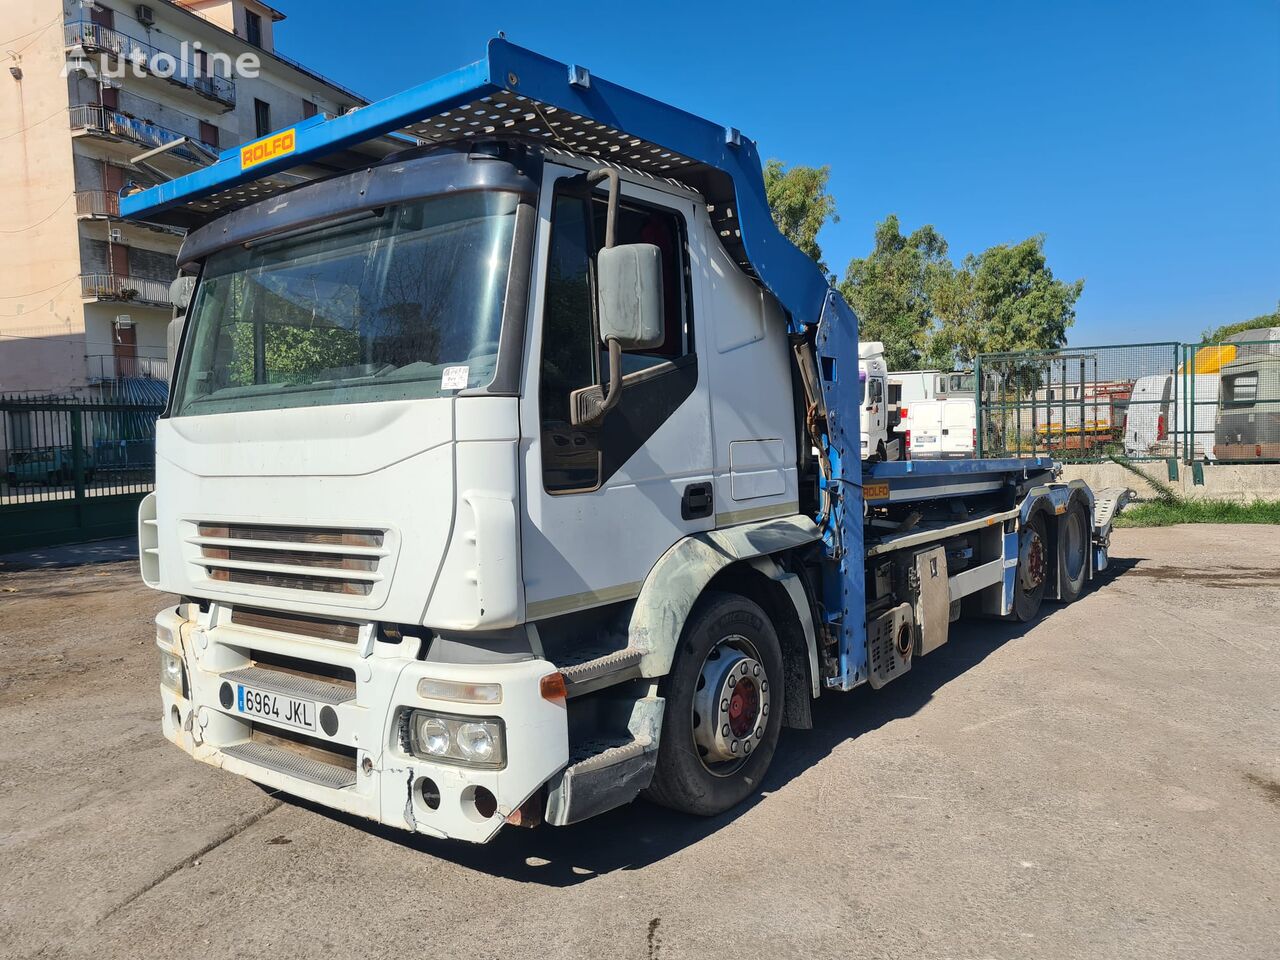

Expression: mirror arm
xmin=585 ymin=167 xmax=619 ymax=248
xmin=575 ymin=165 xmax=623 ymax=427
xmin=576 ymin=338 xmax=623 ymax=426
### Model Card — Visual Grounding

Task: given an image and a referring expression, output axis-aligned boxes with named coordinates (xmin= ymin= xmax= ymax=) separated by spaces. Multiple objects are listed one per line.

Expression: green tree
xmin=1201 ymin=301 xmax=1279 ymax=342
xmin=763 ymin=160 xmax=838 ymax=273
xmin=934 ymin=236 xmax=1083 ymax=364
xmin=838 ymin=214 xmax=954 ymax=370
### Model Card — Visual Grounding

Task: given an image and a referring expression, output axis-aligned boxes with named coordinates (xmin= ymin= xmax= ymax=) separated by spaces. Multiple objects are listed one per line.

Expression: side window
xmin=539 ymin=189 xmax=600 ymax=493
xmin=538 ymin=178 xmax=693 ymax=494
xmin=869 ymin=378 xmax=884 ymax=404
xmin=590 ymin=197 xmax=691 ymax=372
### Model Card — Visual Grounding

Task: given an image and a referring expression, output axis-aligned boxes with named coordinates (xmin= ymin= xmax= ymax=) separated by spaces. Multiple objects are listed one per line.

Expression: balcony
xmin=81 ymin=274 xmax=171 ymax=308
xmin=76 ymin=190 xmax=121 ymax=218
xmin=86 ymin=354 xmax=170 ymax=383
xmin=65 ymin=20 xmax=235 ymax=109
xmin=76 ymin=191 xmax=185 ymax=236
xmin=69 ymin=104 xmax=218 ymax=166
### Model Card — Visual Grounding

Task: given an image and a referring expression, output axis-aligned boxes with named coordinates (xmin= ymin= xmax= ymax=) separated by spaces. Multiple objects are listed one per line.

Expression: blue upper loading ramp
xmin=121 ymin=38 xmax=875 ymax=686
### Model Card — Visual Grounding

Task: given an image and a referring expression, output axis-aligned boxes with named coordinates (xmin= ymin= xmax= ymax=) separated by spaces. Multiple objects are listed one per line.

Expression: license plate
xmin=236 ymin=684 xmax=317 ymax=732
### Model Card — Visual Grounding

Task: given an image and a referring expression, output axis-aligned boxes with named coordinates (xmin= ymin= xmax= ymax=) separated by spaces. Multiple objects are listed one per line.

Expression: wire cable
xmin=0 ymin=193 xmax=75 ymax=234
xmin=0 ymin=105 xmax=69 ymax=143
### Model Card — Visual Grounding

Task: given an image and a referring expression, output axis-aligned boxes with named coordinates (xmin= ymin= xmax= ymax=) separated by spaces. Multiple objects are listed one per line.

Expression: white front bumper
xmin=155 ymin=607 xmax=568 ymax=843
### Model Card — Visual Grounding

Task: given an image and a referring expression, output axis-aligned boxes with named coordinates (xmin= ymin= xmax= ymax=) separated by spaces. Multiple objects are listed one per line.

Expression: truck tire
xmin=1013 ymin=513 xmax=1048 ymax=622
xmin=1056 ymin=500 xmax=1090 ymax=603
xmin=644 ymin=591 xmax=785 ymax=816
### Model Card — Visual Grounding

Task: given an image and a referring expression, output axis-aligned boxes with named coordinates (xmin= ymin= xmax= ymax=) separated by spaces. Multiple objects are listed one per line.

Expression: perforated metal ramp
xmin=221 ymin=741 xmax=357 ymax=790
xmin=221 ymin=666 xmax=355 ymax=706
xmin=1092 ymin=487 xmax=1136 ymax=532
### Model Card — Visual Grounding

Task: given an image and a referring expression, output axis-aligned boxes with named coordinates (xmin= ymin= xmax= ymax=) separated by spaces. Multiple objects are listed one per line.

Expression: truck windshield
xmin=171 ymin=191 xmax=519 ymax=416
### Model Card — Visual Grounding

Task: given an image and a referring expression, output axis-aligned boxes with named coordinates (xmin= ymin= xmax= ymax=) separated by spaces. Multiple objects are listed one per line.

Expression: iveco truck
xmin=125 ymin=40 xmax=1131 ymax=843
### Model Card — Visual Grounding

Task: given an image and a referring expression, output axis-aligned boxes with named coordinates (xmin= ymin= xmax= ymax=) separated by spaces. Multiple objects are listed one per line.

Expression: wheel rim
xmin=691 ymin=634 xmax=771 ymax=777
xmin=1063 ymin=509 xmax=1087 ymax=582
xmin=1019 ymin=526 xmax=1047 ymax=592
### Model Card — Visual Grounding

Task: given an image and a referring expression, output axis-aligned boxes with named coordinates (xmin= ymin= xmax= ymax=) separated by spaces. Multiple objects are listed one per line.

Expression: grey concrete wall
xmin=1060 ymin=461 xmax=1280 ymax=503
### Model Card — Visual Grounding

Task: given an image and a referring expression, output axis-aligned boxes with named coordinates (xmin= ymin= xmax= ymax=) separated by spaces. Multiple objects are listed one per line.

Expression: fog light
xmin=406 ymin=710 xmax=505 ymax=768
xmin=160 ymin=650 xmax=184 ymax=693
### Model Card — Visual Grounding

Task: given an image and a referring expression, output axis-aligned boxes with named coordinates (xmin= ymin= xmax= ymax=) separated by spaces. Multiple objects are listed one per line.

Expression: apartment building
xmin=0 ymin=0 xmax=364 ymax=398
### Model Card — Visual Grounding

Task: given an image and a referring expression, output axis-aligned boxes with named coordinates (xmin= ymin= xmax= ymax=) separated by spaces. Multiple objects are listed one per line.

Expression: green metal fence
xmin=0 ymin=392 xmax=164 ymax=552
xmin=976 ymin=335 xmax=1280 ymax=465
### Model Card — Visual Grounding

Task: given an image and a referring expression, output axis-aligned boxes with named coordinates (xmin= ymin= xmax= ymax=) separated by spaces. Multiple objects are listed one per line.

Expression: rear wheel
xmin=644 ymin=591 xmax=785 ymax=816
xmin=1013 ymin=513 xmax=1049 ymax=621
xmin=1056 ymin=500 xmax=1090 ymax=603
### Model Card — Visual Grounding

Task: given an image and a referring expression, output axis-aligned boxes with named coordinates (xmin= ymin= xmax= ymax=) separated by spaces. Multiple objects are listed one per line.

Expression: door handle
xmin=681 ymin=482 xmax=713 ymax=521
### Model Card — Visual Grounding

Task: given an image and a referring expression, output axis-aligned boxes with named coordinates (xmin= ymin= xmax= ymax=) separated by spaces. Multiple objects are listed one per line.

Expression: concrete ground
xmin=1 ymin=525 xmax=1277 ymax=960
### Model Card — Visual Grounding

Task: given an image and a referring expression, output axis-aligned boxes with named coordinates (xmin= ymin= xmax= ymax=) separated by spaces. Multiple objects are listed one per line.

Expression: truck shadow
xmin=284 ymin=558 xmax=1142 ymax=886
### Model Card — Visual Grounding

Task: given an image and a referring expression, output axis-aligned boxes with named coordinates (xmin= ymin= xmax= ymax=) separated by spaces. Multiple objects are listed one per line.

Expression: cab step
xmin=221 ymin=740 xmax=357 ymax=790
xmin=557 ymin=647 xmax=644 ymax=696
xmin=221 ymin=665 xmax=356 ymax=706
xmin=545 ymin=735 xmax=656 ymax=826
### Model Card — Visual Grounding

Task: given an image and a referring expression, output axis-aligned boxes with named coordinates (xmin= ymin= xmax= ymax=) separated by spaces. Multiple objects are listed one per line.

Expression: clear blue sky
xmin=278 ymin=0 xmax=1279 ymax=345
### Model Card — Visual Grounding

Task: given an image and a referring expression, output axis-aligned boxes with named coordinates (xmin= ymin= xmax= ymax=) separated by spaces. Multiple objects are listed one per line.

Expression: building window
xmin=199 ymin=121 xmax=220 ymax=149
xmin=99 ymin=86 xmax=119 ymax=111
xmin=245 ymin=10 xmax=263 ymax=48
xmin=90 ymin=5 xmax=115 ymax=29
xmin=253 ymin=98 xmax=271 ymax=137
xmin=302 ymin=100 xmax=318 ymax=119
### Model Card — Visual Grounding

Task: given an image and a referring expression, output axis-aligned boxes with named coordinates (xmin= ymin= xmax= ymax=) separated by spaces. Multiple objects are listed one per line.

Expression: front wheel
xmin=644 ymin=591 xmax=785 ymax=816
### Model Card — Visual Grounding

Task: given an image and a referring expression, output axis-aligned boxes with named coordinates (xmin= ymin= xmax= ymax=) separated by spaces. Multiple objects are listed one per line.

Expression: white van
xmin=1123 ymin=374 xmax=1172 ymax=458
xmin=905 ymin=397 xmax=976 ymax=459
xmin=859 ymin=342 xmax=898 ymax=460
xmin=1170 ymin=375 xmax=1220 ymax=461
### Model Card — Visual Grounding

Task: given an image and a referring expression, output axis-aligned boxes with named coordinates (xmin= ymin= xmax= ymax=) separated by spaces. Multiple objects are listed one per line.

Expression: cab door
xmin=518 ymin=164 xmax=713 ymax=621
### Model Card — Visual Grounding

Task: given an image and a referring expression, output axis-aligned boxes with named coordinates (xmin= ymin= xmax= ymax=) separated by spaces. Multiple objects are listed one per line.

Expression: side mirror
xmin=167 ymin=276 xmax=197 ymax=384
xmin=571 ymin=243 xmax=665 ymax=426
xmin=170 ymin=275 xmax=196 ymax=313
xmin=597 ymin=243 xmax=664 ymax=350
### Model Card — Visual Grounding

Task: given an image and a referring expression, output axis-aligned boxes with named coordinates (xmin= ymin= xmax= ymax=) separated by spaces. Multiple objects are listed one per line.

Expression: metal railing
xmin=80 ymin=274 xmax=171 ymax=306
xmin=86 ymin=354 xmax=170 ymax=382
xmin=69 ymin=104 xmax=217 ymax=165
xmin=0 ymin=393 xmax=164 ymax=549
xmin=975 ymin=337 xmax=1280 ymax=465
xmin=65 ymin=20 xmax=236 ymax=107
xmin=75 ymin=190 xmax=120 ymax=218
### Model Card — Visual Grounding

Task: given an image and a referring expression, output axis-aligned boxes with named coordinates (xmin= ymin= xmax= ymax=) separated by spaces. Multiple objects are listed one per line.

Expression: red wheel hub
xmin=727 ymin=678 xmax=759 ymax=738
xmin=1028 ymin=537 xmax=1045 ymax=584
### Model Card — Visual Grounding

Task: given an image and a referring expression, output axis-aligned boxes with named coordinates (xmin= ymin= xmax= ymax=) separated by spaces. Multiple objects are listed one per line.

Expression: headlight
xmin=159 ymin=650 xmax=185 ymax=694
xmin=408 ymin=710 xmax=505 ymax=768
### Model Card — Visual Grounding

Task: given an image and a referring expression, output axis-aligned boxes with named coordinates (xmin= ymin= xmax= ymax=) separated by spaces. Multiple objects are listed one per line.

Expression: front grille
xmin=191 ymin=522 xmax=388 ymax=598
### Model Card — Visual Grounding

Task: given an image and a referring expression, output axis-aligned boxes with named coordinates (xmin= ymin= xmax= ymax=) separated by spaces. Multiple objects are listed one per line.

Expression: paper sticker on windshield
xmin=441 ymin=366 xmax=469 ymax=391
xmin=240 ymin=128 xmax=296 ymax=170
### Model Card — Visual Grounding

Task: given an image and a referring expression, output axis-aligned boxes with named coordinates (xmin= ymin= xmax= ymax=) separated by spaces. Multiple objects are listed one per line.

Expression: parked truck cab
xmin=128 ymin=41 xmax=1129 ymax=844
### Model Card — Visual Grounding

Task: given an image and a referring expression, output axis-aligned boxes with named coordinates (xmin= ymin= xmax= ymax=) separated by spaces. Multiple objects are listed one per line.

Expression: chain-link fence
xmin=975 ymin=334 xmax=1280 ymax=464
